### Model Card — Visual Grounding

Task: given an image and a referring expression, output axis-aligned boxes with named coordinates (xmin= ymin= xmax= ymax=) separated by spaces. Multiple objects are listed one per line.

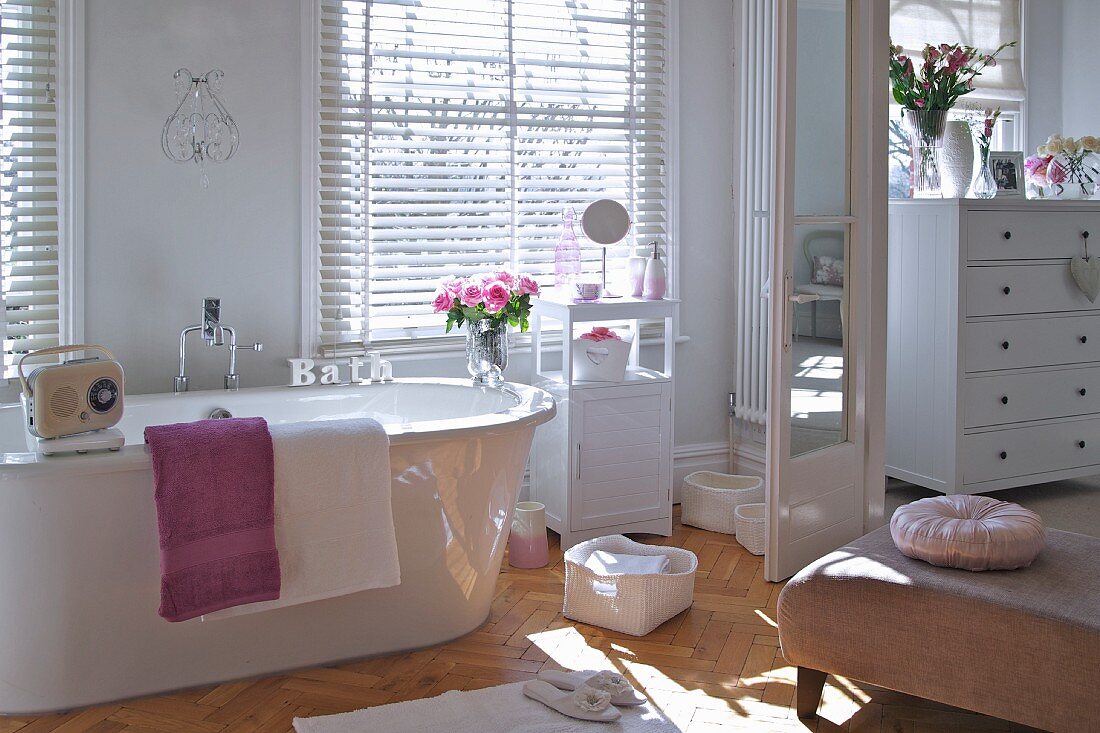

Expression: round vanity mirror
xmin=581 ymin=199 xmax=632 ymax=298
xmin=581 ymin=199 xmax=631 ymax=244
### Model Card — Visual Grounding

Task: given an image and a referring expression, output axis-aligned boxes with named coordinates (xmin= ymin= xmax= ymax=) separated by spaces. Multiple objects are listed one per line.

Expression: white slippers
xmin=537 ymin=669 xmax=648 ymax=707
xmin=522 ymin=680 xmax=621 ymax=722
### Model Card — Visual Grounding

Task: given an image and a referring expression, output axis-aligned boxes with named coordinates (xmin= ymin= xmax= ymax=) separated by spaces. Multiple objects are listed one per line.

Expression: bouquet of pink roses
xmin=432 ymin=271 xmax=540 ymax=333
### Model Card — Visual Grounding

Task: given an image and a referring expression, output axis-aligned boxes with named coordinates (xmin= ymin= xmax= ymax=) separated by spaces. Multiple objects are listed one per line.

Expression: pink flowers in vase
xmin=889 ymin=41 xmax=1015 ymax=112
xmin=432 ymin=272 xmax=540 ymax=333
xmin=1025 ymin=153 xmax=1054 ymax=190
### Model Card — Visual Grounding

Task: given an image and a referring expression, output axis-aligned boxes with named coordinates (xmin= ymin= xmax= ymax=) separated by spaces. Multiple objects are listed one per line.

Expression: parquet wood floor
xmin=3 ymin=511 xmax=1043 ymax=732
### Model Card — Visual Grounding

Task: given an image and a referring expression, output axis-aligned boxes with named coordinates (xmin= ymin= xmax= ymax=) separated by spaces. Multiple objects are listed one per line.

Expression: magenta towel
xmin=145 ymin=417 xmax=280 ymax=622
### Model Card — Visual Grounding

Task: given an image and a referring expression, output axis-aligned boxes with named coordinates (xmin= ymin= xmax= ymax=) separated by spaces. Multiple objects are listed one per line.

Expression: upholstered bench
xmin=777 ymin=525 xmax=1100 ymax=732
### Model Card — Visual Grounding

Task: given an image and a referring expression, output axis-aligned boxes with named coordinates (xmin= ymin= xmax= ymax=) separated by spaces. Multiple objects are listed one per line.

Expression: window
xmin=1 ymin=0 xmax=66 ymax=370
xmin=888 ymin=0 xmax=1025 ymax=197
xmin=308 ymin=0 xmax=670 ymax=355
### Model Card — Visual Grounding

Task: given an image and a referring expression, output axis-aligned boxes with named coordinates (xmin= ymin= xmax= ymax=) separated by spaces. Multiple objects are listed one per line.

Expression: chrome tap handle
xmin=231 ymin=342 xmax=263 ymax=352
xmin=202 ymin=297 xmax=221 ymax=344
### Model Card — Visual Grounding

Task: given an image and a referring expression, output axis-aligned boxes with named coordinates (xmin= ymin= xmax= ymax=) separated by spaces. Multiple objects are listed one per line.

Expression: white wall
xmin=1061 ymin=0 xmax=1099 ymax=138
xmin=85 ymin=0 xmax=301 ymax=394
xmin=675 ymin=0 xmax=738 ymax=453
xmin=79 ymin=0 xmax=737 ymax=455
xmin=1026 ymin=0 xmax=1063 ymax=153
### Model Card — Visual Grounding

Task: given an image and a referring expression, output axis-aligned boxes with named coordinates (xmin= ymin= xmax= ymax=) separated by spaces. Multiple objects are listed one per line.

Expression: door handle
xmin=788 ymin=293 xmax=821 ymax=304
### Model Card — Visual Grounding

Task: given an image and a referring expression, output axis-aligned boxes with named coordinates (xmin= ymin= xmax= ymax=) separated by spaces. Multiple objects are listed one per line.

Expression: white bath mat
xmin=292 ymin=680 xmax=680 ymax=732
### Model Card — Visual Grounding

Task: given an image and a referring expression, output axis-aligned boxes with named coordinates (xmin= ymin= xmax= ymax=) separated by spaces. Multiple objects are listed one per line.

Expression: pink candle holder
xmin=509 ymin=501 xmax=550 ymax=569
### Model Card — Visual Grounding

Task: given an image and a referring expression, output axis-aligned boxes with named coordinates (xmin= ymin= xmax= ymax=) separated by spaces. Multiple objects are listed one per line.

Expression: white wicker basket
xmin=681 ymin=471 xmax=764 ymax=534
xmin=734 ymin=503 xmax=766 ymax=556
xmin=563 ymin=535 xmax=697 ymax=637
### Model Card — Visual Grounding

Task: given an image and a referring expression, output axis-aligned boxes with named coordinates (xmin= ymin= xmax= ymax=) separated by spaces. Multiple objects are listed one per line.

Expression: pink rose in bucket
xmin=432 ymin=290 xmax=455 ymax=313
xmin=517 ymin=275 xmax=540 ymax=296
xmin=483 ymin=281 xmax=512 ymax=314
xmin=441 ymin=276 xmax=464 ymax=297
xmin=459 ymin=282 xmax=485 ymax=308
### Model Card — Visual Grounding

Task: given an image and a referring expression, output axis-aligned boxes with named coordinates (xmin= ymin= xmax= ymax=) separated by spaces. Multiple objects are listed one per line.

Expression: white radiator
xmin=733 ymin=0 xmax=775 ymax=426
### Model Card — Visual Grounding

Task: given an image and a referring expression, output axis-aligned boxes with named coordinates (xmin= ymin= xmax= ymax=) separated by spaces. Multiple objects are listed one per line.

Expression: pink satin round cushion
xmin=890 ymin=495 xmax=1046 ymax=571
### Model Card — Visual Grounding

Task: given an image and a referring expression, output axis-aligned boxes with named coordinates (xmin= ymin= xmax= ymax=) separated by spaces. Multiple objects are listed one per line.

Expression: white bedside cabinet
xmin=529 ymin=289 xmax=679 ymax=549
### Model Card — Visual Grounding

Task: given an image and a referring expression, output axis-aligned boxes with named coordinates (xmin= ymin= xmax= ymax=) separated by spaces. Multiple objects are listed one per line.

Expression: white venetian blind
xmin=1 ymin=0 xmax=61 ymax=368
xmin=890 ymin=0 xmax=1024 ymax=108
xmin=315 ymin=0 xmax=668 ymax=353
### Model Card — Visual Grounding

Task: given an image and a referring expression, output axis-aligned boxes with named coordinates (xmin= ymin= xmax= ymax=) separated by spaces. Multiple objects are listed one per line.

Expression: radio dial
xmin=88 ymin=378 xmax=119 ymax=414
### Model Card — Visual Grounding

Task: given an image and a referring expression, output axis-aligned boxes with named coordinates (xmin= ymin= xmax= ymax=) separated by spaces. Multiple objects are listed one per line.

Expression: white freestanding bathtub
xmin=0 ymin=378 xmax=555 ymax=714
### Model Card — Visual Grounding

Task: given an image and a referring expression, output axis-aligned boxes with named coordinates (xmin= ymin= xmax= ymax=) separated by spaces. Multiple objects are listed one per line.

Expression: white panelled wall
xmin=62 ymin=0 xmax=736 ymax=482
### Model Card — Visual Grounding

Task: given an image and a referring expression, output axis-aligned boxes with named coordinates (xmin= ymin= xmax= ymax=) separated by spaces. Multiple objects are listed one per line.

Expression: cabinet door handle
xmin=1082 ymin=336 xmax=1089 ymax=344
xmin=1002 ymin=286 xmax=1011 ymax=295
xmin=999 ymin=451 xmax=1008 ymax=460
xmin=1000 ymin=395 xmax=1009 ymax=405
xmin=1001 ymin=341 xmax=1010 ymax=350
xmin=1081 ymin=388 xmax=1088 ymax=396
xmin=576 ymin=442 xmax=582 ymax=479
xmin=1084 ymin=231 xmax=1091 ymax=240
xmin=1079 ymin=441 xmax=1087 ymax=449
xmin=1003 ymin=231 xmax=1012 ymax=240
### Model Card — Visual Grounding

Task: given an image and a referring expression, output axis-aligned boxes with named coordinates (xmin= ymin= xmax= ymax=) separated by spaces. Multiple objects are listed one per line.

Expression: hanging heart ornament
xmin=1070 ymin=255 xmax=1100 ymax=303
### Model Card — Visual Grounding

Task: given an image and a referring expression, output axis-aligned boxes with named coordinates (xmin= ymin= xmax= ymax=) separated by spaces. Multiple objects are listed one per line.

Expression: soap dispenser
xmin=642 ymin=240 xmax=666 ymax=300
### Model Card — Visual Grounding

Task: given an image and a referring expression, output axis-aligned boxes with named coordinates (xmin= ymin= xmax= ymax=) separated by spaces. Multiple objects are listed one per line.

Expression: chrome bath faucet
xmin=175 ymin=297 xmax=263 ymax=392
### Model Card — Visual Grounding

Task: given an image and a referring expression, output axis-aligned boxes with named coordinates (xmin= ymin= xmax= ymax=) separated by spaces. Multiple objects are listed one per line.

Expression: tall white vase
xmin=939 ymin=121 xmax=975 ymax=198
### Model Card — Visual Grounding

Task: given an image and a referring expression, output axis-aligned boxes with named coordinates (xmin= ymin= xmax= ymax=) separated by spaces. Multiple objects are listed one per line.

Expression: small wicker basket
xmin=563 ymin=535 xmax=697 ymax=637
xmin=734 ymin=503 xmax=766 ymax=555
xmin=681 ymin=471 xmax=764 ymax=534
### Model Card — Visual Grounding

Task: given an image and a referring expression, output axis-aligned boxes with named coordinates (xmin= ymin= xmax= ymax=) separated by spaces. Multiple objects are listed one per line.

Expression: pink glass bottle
xmin=554 ymin=207 xmax=582 ymax=287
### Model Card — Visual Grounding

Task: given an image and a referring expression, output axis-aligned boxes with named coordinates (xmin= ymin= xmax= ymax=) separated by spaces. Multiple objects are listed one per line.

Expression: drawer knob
xmin=1001 ymin=340 xmax=1010 ymax=350
xmin=1002 ymin=286 xmax=1011 ymax=295
xmin=999 ymin=450 xmax=1008 ymax=460
xmin=1003 ymin=231 xmax=1012 ymax=240
xmin=1081 ymin=388 xmax=1088 ymax=396
xmin=1082 ymin=336 xmax=1089 ymax=344
xmin=1079 ymin=441 xmax=1087 ymax=449
xmin=1084 ymin=231 xmax=1091 ymax=240
xmin=1000 ymin=395 xmax=1009 ymax=405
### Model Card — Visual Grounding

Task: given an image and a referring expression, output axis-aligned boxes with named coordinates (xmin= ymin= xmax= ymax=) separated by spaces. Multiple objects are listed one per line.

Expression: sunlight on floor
xmin=790 ymin=387 xmax=843 ymax=419
xmin=794 ymin=354 xmax=844 ymax=380
xmin=520 ymin=624 xmax=874 ymax=731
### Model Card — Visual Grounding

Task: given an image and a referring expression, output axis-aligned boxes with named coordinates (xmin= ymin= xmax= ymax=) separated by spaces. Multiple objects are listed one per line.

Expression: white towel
xmin=583 ymin=550 xmax=670 ymax=576
xmin=206 ymin=418 xmax=400 ymax=619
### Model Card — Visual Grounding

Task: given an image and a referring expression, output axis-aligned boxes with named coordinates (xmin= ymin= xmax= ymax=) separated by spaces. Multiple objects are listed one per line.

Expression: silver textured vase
xmin=466 ymin=319 xmax=509 ymax=386
xmin=939 ymin=120 xmax=974 ymax=198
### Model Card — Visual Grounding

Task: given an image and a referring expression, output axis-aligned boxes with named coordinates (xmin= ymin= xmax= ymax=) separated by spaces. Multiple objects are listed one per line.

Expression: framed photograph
xmin=990 ymin=151 xmax=1025 ymax=198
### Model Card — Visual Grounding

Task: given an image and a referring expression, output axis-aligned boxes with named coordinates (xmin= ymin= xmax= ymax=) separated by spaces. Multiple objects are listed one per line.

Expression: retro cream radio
xmin=19 ymin=344 xmax=125 ymax=441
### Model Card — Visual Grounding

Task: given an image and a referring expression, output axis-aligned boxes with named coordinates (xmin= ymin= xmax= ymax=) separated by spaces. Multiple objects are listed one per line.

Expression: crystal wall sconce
xmin=161 ymin=68 xmax=239 ymax=188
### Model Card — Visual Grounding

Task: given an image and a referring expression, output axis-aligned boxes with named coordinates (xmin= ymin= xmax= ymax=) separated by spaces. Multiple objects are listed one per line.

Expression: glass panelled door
xmin=764 ymin=0 xmax=888 ymax=582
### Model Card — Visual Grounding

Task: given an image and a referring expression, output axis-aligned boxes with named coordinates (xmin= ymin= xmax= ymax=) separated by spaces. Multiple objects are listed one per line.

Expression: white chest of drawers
xmin=887 ymin=199 xmax=1100 ymax=494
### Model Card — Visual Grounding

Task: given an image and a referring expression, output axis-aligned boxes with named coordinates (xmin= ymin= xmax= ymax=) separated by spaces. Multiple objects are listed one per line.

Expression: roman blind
xmin=1 ymin=0 xmax=61 ymax=369
xmin=314 ymin=0 xmax=669 ymax=354
xmin=890 ymin=0 xmax=1024 ymax=109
